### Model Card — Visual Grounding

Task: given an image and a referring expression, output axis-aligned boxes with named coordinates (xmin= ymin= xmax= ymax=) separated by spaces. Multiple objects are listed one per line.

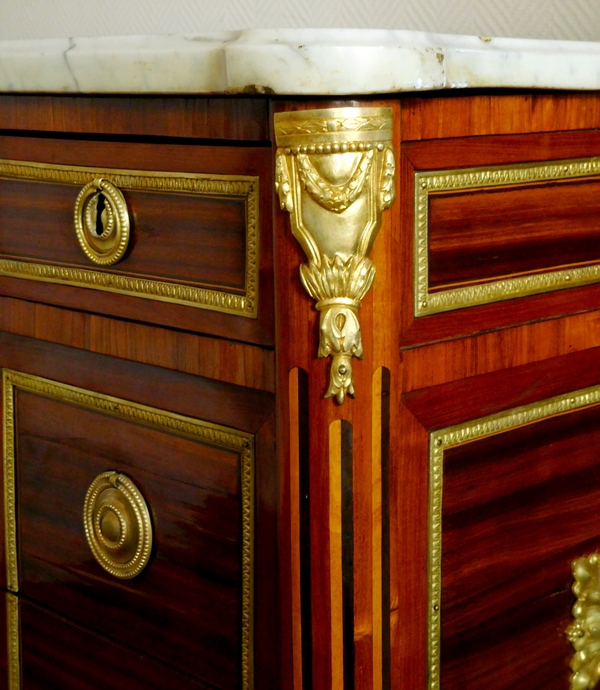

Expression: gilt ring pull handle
xmin=74 ymin=178 xmax=130 ymax=265
xmin=83 ymin=471 xmax=152 ymax=579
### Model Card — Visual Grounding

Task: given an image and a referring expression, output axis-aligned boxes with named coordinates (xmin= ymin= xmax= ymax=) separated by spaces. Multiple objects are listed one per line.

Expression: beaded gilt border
xmin=0 ymin=160 xmax=259 ymax=318
xmin=2 ymin=369 xmax=255 ymax=690
xmin=428 ymin=383 xmax=600 ymax=690
xmin=6 ymin=593 xmax=19 ymax=690
xmin=414 ymin=157 xmax=600 ymax=317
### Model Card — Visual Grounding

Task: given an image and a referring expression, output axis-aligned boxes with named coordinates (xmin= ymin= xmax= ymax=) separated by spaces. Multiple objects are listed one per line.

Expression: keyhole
xmin=95 ymin=193 xmax=107 ymax=236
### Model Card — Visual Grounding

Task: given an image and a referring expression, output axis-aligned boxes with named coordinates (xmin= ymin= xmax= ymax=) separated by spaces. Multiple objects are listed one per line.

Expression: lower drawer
xmin=0 ymin=332 xmax=278 ymax=689
xmin=7 ymin=594 xmax=211 ymax=689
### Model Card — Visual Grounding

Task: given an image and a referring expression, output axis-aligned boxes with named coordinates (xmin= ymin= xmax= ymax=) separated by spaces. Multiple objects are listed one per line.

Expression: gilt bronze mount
xmin=568 ymin=553 xmax=600 ymax=690
xmin=83 ymin=471 xmax=153 ymax=580
xmin=275 ymin=107 xmax=396 ymax=404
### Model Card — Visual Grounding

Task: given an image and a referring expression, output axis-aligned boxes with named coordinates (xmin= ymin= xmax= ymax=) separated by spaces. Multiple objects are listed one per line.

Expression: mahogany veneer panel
xmin=0 ymin=178 xmax=248 ymax=287
xmin=20 ymin=599 xmax=214 ymax=689
xmin=428 ymin=179 xmax=600 ymax=289
xmin=398 ymin=347 xmax=600 ymax=690
xmin=0 ymin=296 xmax=275 ymax=392
xmin=0 ymin=179 xmax=248 ymax=290
xmin=398 ymin=129 xmax=600 ymax=346
xmin=0 ymin=95 xmax=270 ymax=141
xmin=400 ymin=92 xmax=600 ymax=141
xmin=0 ymin=334 xmax=279 ymax=690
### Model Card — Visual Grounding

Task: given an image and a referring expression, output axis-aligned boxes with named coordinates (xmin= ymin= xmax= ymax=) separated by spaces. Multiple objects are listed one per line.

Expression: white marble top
xmin=1 ymin=29 xmax=600 ymax=95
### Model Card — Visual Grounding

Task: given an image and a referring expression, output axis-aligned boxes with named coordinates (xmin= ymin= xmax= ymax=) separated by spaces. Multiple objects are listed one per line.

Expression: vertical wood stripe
xmin=289 ymin=369 xmax=303 ymax=690
xmin=372 ymin=369 xmax=383 ymax=690
xmin=329 ymin=420 xmax=344 ymax=690
xmin=340 ymin=421 xmax=354 ymax=690
xmin=289 ymin=368 xmax=313 ymax=690
xmin=380 ymin=369 xmax=391 ymax=690
xmin=298 ymin=371 xmax=313 ymax=690
xmin=371 ymin=367 xmax=391 ymax=690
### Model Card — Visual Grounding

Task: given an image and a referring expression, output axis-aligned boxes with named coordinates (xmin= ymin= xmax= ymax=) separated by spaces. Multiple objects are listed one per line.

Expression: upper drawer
xmin=401 ymin=130 xmax=600 ymax=345
xmin=0 ymin=135 xmax=273 ymax=346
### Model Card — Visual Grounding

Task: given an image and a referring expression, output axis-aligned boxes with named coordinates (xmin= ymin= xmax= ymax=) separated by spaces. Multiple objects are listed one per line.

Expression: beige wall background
xmin=1 ymin=0 xmax=599 ymax=42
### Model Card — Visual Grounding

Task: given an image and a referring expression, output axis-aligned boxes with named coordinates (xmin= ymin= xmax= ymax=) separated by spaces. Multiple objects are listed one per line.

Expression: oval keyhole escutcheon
xmin=74 ymin=178 xmax=130 ymax=265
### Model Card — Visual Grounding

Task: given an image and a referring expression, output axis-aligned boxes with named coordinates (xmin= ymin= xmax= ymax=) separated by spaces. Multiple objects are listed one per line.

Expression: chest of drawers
xmin=1 ymin=84 xmax=600 ymax=690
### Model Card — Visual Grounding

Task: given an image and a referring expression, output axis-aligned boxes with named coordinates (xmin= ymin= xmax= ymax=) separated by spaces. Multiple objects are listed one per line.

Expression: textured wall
xmin=1 ymin=0 xmax=599 ymax=42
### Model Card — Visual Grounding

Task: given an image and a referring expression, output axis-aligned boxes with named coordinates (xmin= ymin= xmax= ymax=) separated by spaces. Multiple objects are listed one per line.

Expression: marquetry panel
xmin=0 ymin=329 xmax=281 ymax=690
xmin=0 ymin=160 xmax=257 ymax=316
xmin=398 ymin=128 xmax=600 ymax=344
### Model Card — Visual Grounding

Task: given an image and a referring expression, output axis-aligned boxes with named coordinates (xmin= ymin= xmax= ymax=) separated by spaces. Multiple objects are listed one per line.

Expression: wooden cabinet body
xmin=0 ymin=91 xmax=600 ymax=688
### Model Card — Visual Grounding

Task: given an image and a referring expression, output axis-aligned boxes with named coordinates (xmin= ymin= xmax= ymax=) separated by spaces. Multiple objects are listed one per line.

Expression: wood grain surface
xmin=428 ymin=179 xmax=600 ymax=289
xmin=398 ymin=128 xmax=600 ymax=347
xmin=440 ymin=407 xmax=600 ymax=688
xmin=0 ymin=296 xmax=275 ymax=392
xmin=399 ymin=347 xmax=600 ymax=689
xmin=4 ymin=89 xmax=600 ymax=690
xmin=18 ymin=391 xmax=243 ymax=687
xmin=401 ymin=92 xmax=600 ymax=140
xmin=0 ymin=178 xmax=248 ymax=287
xmin=20 ymin=598 xmax=215 ymax=689
xmin=0 ymin=95 xmax=270 ymax=141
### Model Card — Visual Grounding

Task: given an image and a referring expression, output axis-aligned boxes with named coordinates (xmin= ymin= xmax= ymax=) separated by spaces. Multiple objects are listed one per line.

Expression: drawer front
xmin=414 ymin=158 xmax=600 ymax=318
xmin=401 ymin=129 xmax=600 ymax=344
xmin=0 ymin=136 xmax=273 ymax=346
xmin=428 ymin=393 xmax=596 ymax=689
xmin=0 ymin=160 xmax=258 ymax=316
xmin=0 ymin=335 xmax=277 ymax=690
xmin=397 ymin=345 xmax=600 ymax=689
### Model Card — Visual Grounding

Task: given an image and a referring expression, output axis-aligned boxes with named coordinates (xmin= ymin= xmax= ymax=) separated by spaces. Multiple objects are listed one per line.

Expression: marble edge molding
xmin=1 ymin=29 xmax=600 ymax=95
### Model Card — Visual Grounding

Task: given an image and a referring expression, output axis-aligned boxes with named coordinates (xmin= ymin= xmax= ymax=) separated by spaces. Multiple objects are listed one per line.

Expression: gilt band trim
xmin=6 ymin=593 xmax=19 ymax=690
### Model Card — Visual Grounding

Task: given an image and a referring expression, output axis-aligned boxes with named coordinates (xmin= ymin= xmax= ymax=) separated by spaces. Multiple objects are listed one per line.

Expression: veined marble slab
xmin=1 ymin=29 xmax=600 ymax=95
